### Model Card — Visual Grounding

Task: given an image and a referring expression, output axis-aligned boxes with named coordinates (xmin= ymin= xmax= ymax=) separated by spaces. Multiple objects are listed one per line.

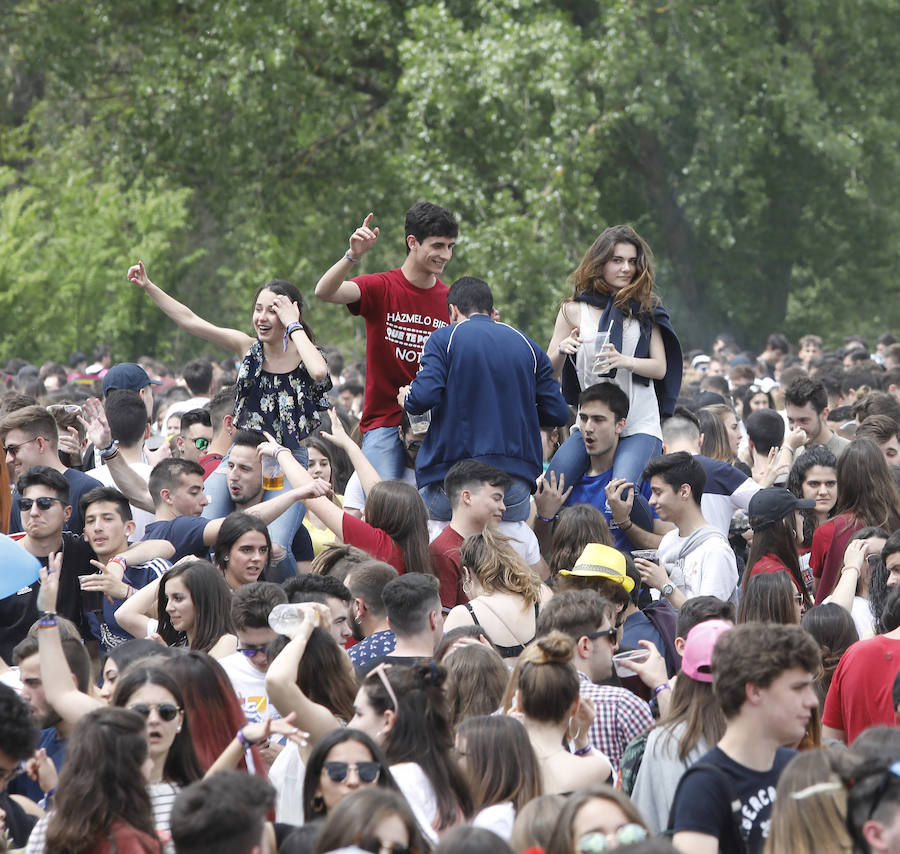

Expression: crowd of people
xmin=4 ymin=201 xmax=900 ymax=854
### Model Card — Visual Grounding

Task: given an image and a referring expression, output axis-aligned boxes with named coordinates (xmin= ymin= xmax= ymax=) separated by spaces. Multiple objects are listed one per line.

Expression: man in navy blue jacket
xmin=399 ymin=276 xmax=570 ymax=522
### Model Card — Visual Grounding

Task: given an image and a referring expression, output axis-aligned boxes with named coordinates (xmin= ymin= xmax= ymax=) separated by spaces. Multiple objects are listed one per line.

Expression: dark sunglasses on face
xmin=586 ymin=627 xmax=619 ymax=643
xmin=129 ymin=703 xmax=182 ymax=722
xmin=237 ymin=644 xmax=269 ymax=658
xmin=357 ymin=839 xmax=412 ymax=854
xmin=323 ymin=760 xmax=381 ymax=784
xmin=17 ymin=496 xmax=66 ymax=512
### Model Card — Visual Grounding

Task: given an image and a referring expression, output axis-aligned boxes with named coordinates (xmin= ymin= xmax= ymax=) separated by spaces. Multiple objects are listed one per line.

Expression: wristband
xmin=109 ymin=555 xmax=128 ymax=570
xmin=282 ymin=321 xmax=303 ymax=353
xmin=236 ymin=728 xmax=261 ymax=749
xmin=573 ymin=744 xmax=593 ymax=756
xmin=38 ymin=614 xmax=58 ymax=629
xmin=653 ymin=682 xmax=671 ymax=698
xmin=344 ymin=252 xmax=359 ymax=263
xmin=99 ymin=439 xmax=120 ymax=460
xmin=617 ymin=518 xmax=633 ymax=532
xmin=536 ymin=514 xmax=557 ymax=524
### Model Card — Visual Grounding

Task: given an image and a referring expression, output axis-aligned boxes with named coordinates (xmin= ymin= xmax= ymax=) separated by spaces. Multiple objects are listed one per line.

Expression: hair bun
xmin=531 ymin=630 xmax=574 ymax=665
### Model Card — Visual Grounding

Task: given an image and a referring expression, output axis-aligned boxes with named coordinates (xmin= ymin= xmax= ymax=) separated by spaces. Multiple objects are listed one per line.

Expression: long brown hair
xmin=834 ymin=438 xmax=900 ymax=532
xmin=364 ymin=480 xmax=434 ymax=575
xmin=568 ymin=225 xmax=658 ymax=315
xmin=738 ymin=572 xmax=801 ymax=625
xmin=548 ymin=504 xmax=613 ymax=579
xmin=744 ymin=515 xmax=812 ymax=611
xmin=46 ymin=708 xmax=161 ymax=854
xmin=654 ymin=672 xmax=726 ymax=763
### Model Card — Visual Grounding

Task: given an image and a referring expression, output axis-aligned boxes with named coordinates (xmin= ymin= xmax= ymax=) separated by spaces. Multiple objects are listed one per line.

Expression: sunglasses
xmin=586 ymin=627 xmax=619 ymax=644
xmin=191 ymin=437 xmax=210 ymax=451
xmin=17 ymin=496 xmax=66 ymax=512
xmin=577 ymin=824 xmax=648 ymax=852
xmin=237 ymin=644 xmax=270 ymax=658
xmin=357 ymin=839 xmax=412 ymax=854
xmin=3 ymin=437 xmax=39 ymax=457
xmin=128 ymin=703 xmax=182 ymax=722
xmin=323 ymin=760 xmax=381 ymax=784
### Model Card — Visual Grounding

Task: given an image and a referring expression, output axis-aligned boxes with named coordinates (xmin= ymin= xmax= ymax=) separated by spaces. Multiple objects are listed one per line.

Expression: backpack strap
xmin=665 ymin=762 xmax=748 ymax=854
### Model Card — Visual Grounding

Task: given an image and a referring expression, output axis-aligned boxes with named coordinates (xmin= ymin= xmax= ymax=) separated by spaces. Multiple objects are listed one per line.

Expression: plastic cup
xmin=613 ymin=649 xmax=650 ymax=678
xmin=590 ymin=331 xmax=612 ymax=376
xmin=262 ymin=455 xmax=284 ymax=491
xmin=407 ymin=410 xmax=432 ymax=435
xmin=631 ymin=549 xmax=659 ymax=563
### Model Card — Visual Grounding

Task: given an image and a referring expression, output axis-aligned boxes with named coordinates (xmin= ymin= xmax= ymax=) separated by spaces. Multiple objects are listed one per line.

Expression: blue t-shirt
xmin=670 ymin=745 xmax=794 ymax=854
xmin=621 ymin=609 xmax=666 ymax=654
xmin=349 ymin=629 xmax=397 ymax=671
xmin=566 ymin=470 xmax=655 ymax=552
xmin=9 ymin=727 xmax=67 ymax=805
xmin=144 ymin=516 xmax=210 ymax=561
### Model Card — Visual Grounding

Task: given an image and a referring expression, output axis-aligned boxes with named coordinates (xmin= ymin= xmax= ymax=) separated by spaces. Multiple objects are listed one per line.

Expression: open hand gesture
xmin=80 ymin=397 xmax=112 ymax=449
xmin=349 ymin=213 xmax=379 ymax=258
xmin=534 ymin=471 xmax=572 ymax=520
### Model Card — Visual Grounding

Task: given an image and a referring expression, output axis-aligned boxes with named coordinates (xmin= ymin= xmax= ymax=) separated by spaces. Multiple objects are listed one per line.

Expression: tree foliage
xmin=1 ymin=0 xmax=898 ymax=367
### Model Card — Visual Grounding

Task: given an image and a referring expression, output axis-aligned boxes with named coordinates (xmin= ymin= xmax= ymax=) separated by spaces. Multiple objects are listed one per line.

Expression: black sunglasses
xmin=129 ymin=703 xmax=182 ymax=722
xmin=586 ymin=627 xmax=618 ymax=643
xmin=17 ymin=496 xmax=66 ymax=512
xmin=323 ymin=760 xmax=381 ymax=784
xmin=358 ymin=839 xmax=412 ymax=854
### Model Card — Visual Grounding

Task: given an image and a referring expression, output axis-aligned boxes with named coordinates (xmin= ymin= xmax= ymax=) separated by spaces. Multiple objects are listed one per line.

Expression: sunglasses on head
xmin=17 ymin=496 xmax=66 ymax=512
xmin=577 ymin=824 xmax=648 ymax=852
xmin=323 ymin=760 xmax=381 ymax=784
xmin=129 ymin=702 xmax=182 ymax=722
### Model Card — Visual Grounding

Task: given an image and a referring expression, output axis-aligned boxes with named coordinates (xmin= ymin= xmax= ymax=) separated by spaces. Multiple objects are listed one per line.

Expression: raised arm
xmin=269 ymin=293 xmax=328 ymax=381
xmin=128 ymin=261 xmax=253 ymax=356
xmin=264 ymin=604 xmax=346 ymax=746
xmin=314 ymin=213 xmax=378 ymax=304
xmin=320 ymin=414 xmax=382 ymax=498
xmin=37 ymin=560 xmax=103 ymax=725
xmin=114 ymin=576 xmax=161 ymax=639
xmin=204 ymin=713 xmax=307 ymax=778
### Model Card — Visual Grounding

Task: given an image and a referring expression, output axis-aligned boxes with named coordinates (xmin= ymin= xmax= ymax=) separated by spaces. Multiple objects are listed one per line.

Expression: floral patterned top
xmin=233 ymin=340 xmax=332 ymax=450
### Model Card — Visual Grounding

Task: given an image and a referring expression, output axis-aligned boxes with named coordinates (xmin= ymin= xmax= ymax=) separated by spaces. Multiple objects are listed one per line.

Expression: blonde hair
xmin=460 ymin=528 xmax=542 ymax=607
xmin=763 ymin=749 xmax=852 ymax=854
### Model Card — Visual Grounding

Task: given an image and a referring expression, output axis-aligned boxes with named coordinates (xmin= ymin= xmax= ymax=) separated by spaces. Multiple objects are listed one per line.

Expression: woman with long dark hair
xmin=738 ymin=572 xmax=802 ymax=625
xmin=801 ymin=604 xmax=859 ymax=707
xmin=812 ymin=438 xmax=900 ymax=603
xmin=546 ymin=225 xmax=682 ymax=510
xmin=212 ymin=511 xmax=272 ymax=591
xmin=787 ymin=445 xmax=838 ymax=554
xmin=302 ymin=728 xmax=400 ymax=823
xmin=115 ymin=560 xmax=236 ymax=657
xmin=26 ymin=708 xmax=162 ymax=854
xmin=301 ymin=435 xmax=348 ymax=556
xmin=547 ymin=504 xmax=613 ymax=581
xmin=743 ymin=487 xmax=815 ymax=611
xmin=126 ymin=263 xmax=329 ymax=450
xmin=631 ymin=619 xmax=730 ymax=832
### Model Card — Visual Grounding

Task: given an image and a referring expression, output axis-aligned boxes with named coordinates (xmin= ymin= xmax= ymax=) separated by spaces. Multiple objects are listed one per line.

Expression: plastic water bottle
xmin=268 ymin=603 xmax=304 ymax=636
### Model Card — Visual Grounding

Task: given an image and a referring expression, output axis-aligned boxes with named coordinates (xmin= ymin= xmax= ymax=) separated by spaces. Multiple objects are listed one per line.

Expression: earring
xmin=176 ymin=726 xmax=182 ymax=733
xmin=223 ymin=555 xmax=229 ymax=562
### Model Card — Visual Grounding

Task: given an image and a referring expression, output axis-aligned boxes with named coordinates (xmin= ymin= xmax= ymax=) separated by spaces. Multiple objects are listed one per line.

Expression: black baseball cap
xmin=749 ymin=487 xmax=815 ymax=530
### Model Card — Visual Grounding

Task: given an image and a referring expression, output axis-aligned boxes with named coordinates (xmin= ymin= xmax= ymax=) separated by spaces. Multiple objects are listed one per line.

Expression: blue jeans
xmin=546 ymin=431 xmax=662 ymax=530
xmin=203 ymin=446 xmax=308 ymax=572
xmin=420 ymin=475 xmax=533 ymax=523
xmin=361 ymin=425 xmax=407 ymax=481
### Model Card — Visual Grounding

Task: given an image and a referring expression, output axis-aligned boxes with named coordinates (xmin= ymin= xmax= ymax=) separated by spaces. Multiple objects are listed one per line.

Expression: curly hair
xmin=460 ymin=527 xmax=542 ymax=606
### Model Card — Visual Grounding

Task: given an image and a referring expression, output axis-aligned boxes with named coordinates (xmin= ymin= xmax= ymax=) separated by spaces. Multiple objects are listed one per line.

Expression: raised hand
xmin=534 ymin=471 xmax=573 ymax=520
xmin=37 ymin=553 xmax=62 ymax=613
xmin=79 ymin=397 xmax=112 ymax=449
xmin=270 ymin=293 xmax=300 ymax=328
xmin=320 ymin=411 xmax=354 ymax=451
xmin=557 ymin=327 xmax=582 ymax=356
xmin=348 ymin=212 xmax=380 ymax=258
xmin=126 ymin=261 xmax=152 ymax=289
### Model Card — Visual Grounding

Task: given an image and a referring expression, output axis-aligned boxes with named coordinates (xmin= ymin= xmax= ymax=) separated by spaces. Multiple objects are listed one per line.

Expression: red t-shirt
xmin=811 ymin=514 xmax=864 ymax=604
xmin=823 ymin=635 xmax=900 ymax=743
xmin=198 ymin=452 xmax=224 ymax=480
xmin=748 ymin=554 xmax=803 ymax=593
xmin=342 ymin=513 xmax=405 ymax=573
xmin=429 ymin=525 xmax=467 ymax=610
xmin=348 ymin=268 xmax=450 ymax=432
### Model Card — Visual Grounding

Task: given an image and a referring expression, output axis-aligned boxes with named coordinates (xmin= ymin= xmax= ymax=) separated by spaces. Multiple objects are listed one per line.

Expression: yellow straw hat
xmin=558 ymin=543 xmax=633 ymax=592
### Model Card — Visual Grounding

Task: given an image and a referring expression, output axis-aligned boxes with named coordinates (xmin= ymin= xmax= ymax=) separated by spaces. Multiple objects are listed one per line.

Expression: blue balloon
xmin=0 ymin=533 xmax=42 ymax=600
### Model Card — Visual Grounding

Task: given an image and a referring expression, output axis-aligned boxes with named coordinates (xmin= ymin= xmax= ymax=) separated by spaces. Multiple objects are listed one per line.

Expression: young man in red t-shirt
xmin=314 ymin=202 xmax=458 ymax=480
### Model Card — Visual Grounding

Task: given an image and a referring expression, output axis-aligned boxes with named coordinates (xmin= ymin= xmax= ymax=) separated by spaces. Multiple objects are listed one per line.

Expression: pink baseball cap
xmin=681 ymin=619 xmax=733 ymax=683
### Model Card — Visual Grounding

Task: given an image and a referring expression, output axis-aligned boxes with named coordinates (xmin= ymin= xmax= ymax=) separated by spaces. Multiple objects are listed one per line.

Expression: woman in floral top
xmin=127 ymin=262 xmax=331 ymax=568
xmin=127 ymin=261 xmax=331 ymax=447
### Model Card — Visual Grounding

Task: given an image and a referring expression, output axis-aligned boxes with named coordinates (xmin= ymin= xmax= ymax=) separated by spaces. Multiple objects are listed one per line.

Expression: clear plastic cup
xmin=262 ymin=455 xmax=284 ymax=491
xmin=613 ymin=649 xmax=650 ymax=678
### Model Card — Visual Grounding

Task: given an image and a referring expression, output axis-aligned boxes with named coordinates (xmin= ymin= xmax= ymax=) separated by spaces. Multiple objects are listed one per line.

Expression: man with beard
xmin=344 ymin=560 xmax=399 ymax=671
xmin=9 ymin=630 xmax=91 ymax=805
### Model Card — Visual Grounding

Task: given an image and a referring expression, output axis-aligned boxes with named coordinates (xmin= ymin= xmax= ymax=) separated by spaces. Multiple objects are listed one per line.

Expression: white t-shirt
xmin=390 ymin=762 xmax=440 ymax=845
xmin=218 ymin=652 xmax=279 ymax=723
xmin=472 ymin=802 xmax=516 ymax=840
xmin=269 ymin=741 xmax=306 ymax=824
xmin=657 ymin=525 xmax=738 ymax=603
